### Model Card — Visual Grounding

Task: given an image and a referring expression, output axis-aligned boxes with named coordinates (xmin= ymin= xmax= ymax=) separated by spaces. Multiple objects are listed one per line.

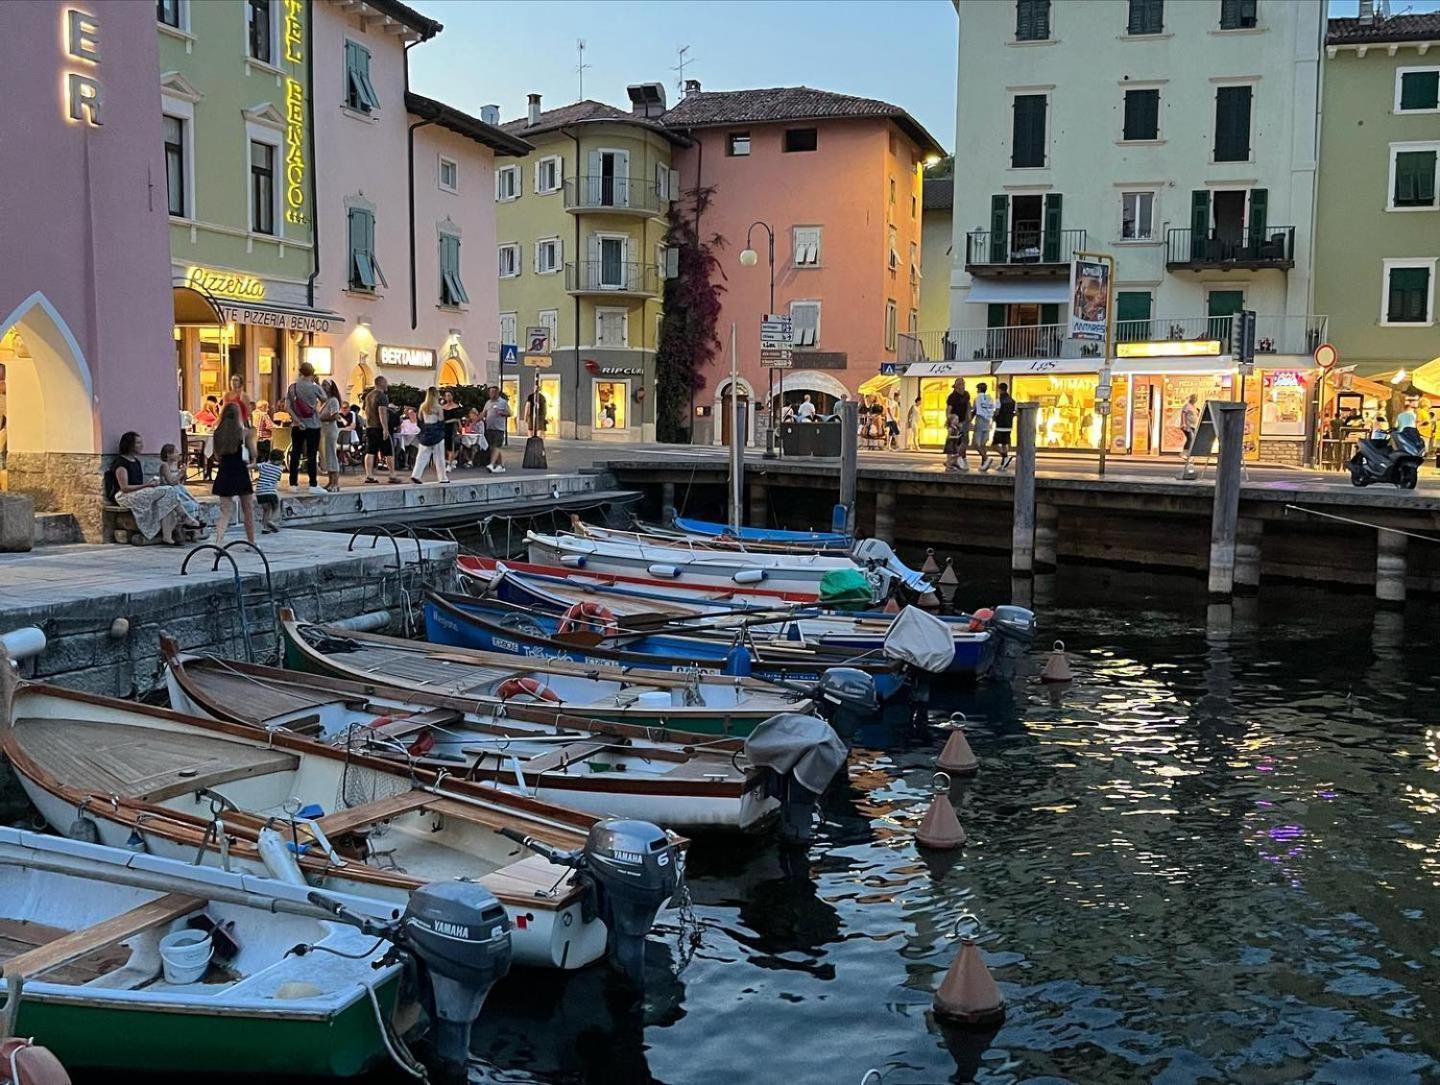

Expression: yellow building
xmin=497 ymin=86 xmax=687 ymax=441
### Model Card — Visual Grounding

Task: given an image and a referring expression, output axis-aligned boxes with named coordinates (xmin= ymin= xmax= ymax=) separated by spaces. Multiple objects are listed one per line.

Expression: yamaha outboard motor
xmin=986 ymin=604 xmax=1036 ymax=678
xmin=812 ymin=666 xmax=879 ymax=744
xmin=744 ymin=712 xmax=850 ymax=844
xmin=499 ymin=819 xmax=680 ymax=990
xmin=401 ymin=882 xmax=513 ymax=1071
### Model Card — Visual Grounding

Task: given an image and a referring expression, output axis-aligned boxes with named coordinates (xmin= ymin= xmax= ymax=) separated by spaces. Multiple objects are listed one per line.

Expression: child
xmin=157 ymin=442 xmax=207 ymax=530
xmin=256 ymin=448 xmax=285 ymax=533
xmin=943 ymin=412 xmax=962 ymax=472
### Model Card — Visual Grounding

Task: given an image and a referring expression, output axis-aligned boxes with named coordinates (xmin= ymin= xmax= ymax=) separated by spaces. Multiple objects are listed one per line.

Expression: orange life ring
xmin=557 ymin=601 xmax=619 ymax=636
xmin=968 ymin=607 xmax=995 ymax=633
xmin=497 ymin=677 xmax=562 ymax=703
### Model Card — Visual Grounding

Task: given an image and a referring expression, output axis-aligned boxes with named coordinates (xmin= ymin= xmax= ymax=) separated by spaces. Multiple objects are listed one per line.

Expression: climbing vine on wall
xmin=654 ymin=186 xmax=726 ymax=444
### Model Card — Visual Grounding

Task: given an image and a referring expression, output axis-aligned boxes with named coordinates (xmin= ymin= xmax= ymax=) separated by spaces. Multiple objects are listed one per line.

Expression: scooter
xmin=1349 ymin=427 xmax=1424 ymax=489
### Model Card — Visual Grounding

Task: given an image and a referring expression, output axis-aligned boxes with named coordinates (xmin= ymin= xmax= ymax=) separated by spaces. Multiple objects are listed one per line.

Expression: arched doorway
xmin=348 ymin=359 xmax=374 ymax=404
xmin=715 ymin=377 xmax=754 ymax=447
xmin=774 ymin=371 xmax=851 ymax=417
xmin=439 ymin=357 xmax=466 ymax=387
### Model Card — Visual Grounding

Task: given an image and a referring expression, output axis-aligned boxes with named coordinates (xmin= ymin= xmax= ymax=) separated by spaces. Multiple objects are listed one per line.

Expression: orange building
xmin=665 ymin=83 xmax=944 ymax=445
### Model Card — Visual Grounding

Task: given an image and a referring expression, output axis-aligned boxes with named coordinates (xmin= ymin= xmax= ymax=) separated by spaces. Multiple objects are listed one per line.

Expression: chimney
xmin=684 ymin=79 xmax=701 ymax=98
xmin=527 ymin=93 xmax=542 ymax=127
xmin=626 ymin=82 xmax=667 ymax=118
xmin=480 ymin=104 xmax=500 ymax=126
xmin=1358 ymin=0 xmax=1374 ymax=23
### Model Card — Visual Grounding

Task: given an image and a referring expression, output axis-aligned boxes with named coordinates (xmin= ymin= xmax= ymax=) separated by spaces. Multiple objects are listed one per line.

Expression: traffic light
xmin=1234 ymin=310 xmax=1256 ymax=368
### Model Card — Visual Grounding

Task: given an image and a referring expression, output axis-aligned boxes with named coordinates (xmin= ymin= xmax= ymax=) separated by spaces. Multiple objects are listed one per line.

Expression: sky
xmin=406 ymin=0 xmax=1440 ymax=155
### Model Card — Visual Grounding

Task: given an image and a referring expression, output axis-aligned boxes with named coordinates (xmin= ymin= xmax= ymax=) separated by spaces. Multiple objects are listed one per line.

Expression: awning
xmin=212 ymin=299 xmax=342 ymax=335
xmin=172 ymin=285 xmax=225 ymax=326
xmin=996 ymin=357 xmax=1099 ymax=376
xmin=967 ymin=280 xmax=1071 ymax=305
xmin=903 ymin=360 xmax=993 ymax=379
xmin=858 ymin=373 xmax=899 ymax=395
xmin=1111 ymin=355 xmax=1235 ymax=375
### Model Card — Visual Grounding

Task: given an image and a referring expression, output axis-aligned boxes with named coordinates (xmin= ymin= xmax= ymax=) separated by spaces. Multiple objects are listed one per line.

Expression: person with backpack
xmin=284 ymin=361 xmax=323 ymax=490
xmin=992 ymin=382 xmax=1017 ymax=470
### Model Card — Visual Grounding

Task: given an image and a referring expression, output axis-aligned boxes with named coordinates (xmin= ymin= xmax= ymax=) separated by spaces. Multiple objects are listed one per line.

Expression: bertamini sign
xmin=378 ymin=345 xmax=436 ymax=369
xmin=282 ymin=0 xmax=307 ymax=225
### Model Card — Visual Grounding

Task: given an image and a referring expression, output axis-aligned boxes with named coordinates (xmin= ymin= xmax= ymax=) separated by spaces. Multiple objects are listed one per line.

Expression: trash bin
xmin=814 ymin=420 xmax=842 ymax=457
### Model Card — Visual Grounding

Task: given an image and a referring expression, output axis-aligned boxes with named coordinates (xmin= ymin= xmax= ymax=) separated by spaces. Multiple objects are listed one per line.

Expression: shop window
xmin=344 ymin=40 xmax=380 ymax=113
xmin=535 ymin=155 xmax=561 ymax=194
xmin=163 ymin=114 xmax=187 ymax=218
xmin=1397 ymin=68 xmax=1440 ymax=113
xmin=347 ymin=206 xmax=385 ymax=292
xmin=439 ymin=234 xmax=468 ymax=307
xmin=727 ymin=132 xmax=751 ymax=157
xmin=594 ymin=382 xmax=628 ymax=430
xmin=1011 ymin=94 xmax=1048 ymax=168
xmin=497 ymin=243 xmax=520 ymax=279
xmin=1260 ymin=370 xmax=1307 ymax=437
xmin=1122 ymin=89 xmax=1159 ymax=141
xmin=783 ymin=128 xmax=818 ymax=153
xmin=1013 ymin=375 xmax=1103 ymax=449
xmin=1213 ymin=85 xmax=1252 ymax=162
xmin=596 ymin=308 xmax=628 ymax=347
xmin=502 ymin=377 xmax=521 ymax=433
xmin=250 ymin=140 xmax=275 ymax=235
xmin=535 ymin=238 xmax=562 ymax=275
xmin=1121 ymin=191 xmax=1155 ymax=240
xmin=438 ymin=156 xmax=458 ymax=194
xmin=1218 ymin=0 xmax=1257 ymax=30
xmin=537 ymin=375 xmax=561 ymax=437
xmin=1127 ymin=0 xmax=1163 ymax=34
xmin=790 ymin=300 xmax=820 ymax=347
xmin=1015 ymin=0 xmax=1050 ymax=41
xmin=1389 ymin=145 xmax=1438 ymax=210
xmin=495 ymin=166 xmax=520 ymax=201
xmin=247 ymin=0 xmax=272 ymax=64
xmin=1384 ymin=262 xmax=1433 ymax=325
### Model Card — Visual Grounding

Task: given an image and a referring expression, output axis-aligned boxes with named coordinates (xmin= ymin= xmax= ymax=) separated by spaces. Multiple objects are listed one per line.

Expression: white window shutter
xmin=669 ymin=169 xmax=680 ymax=199
xmin=621 ymin=311 xmax=629 ymax=345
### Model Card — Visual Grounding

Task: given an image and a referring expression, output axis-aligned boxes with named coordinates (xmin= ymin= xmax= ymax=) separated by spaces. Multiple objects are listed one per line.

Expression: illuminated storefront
xmin=895 ymin=360 xmax=992 ymax=448
xmin=594 ymin=381 xmax=629 ymax=431
xmin=997 ymin=359 xmax=1107 ymax=451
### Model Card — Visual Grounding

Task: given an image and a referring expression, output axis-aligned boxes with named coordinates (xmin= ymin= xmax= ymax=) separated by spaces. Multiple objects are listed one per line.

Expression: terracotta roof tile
xmin=1327 ymin=13 xmax=1440 ymax=45
xmin=500 ymin=99 xmax=688 ymax=144
xmin=923 ymin=176 xmax=953 ymax=212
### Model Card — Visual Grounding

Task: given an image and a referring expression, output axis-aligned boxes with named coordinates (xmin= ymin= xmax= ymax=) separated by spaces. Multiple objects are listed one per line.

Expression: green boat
xmin=0 ymin=827 xmax=413 ymax=1077
xmin=279 ymin=609 xmax=811 ymax=737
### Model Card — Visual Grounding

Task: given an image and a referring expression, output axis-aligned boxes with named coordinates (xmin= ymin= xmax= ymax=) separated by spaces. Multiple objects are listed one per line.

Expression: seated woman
xmin=105 ymin=431 xmax=203 ymax=545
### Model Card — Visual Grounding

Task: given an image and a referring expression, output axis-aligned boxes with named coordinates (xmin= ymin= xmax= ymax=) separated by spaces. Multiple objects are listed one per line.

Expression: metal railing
xmin=1165 ymin=226 xmax=1295 ymax=268
xmin=965 ymin=228 xmax=1086 ymax=267
xmin=563 ymin=176 xmax=666 ymax=215
xmin=564 ymin=260 xmax=660 ymax=295
xmin=902 ymin=314 xmax=1327 ymax=365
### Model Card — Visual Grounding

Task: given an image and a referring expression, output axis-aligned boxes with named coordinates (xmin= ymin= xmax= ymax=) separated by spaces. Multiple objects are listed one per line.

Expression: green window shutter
xmin=448 ymin=237 xmax=469 ymax=305
xmin=1394 ymin=151 xmax=1437 ymax=207
xmin=348 ymin=208 xmax=375 ymax=290
xmin=1214 ymin=86 xmax=1252 ymax=162
xmin=989 ymin=195 xmax=1009 ymax=263
xmin=1042 ymin=193 xmax=1063 ymax=262
xmin=1207 ymin=289 xmax=1244 ymax=344
xmin=1220 ymin=0 xmax=1256 ymax=29
xmin=1189 ymin=189 xmax=1211 ymax=260
xmin=438 ymin=236 xmax=452 ymax=303
xmin=1127 ymin=0 xmax=1162 ymax=33
xmin=1247 ymin=188 xmax=1268 ymax=245
xmin=1388 ymin=267 xmax=1431 ymax=323
xmin=1040 ymin=303 xmax=1060 ymax=327
xmin=1124 ymin=90 xmax=1159 ymax=141
xmin=1116 ymin=291 xmax=1152 ymax=341
xmin=1016 ymin=0 xmax=1049 ymax=41
xmin=987 ymin=304 xmax=1006 ymax=329
xmin=1399 ymin=70 xmax=1439 ymax=111
xmin=1011 ymin=95 xmax=1046 ymax=168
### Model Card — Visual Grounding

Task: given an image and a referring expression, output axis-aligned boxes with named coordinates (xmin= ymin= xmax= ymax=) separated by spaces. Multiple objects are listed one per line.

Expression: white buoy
xmin=1040 ymin=639 xmax=1074 ymax=683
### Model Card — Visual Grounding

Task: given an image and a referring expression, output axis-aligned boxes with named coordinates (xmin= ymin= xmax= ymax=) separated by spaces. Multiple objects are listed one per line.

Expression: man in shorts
xmin=481 ymin=387 xmax=511 ymax=473
xmin=362 ymin=376 xmax=398 ymax=484
xmin=992 ymin=382 xmax=1016 ymax=470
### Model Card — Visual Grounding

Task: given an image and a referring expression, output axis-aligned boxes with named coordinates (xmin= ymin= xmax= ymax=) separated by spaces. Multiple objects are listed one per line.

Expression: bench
xmin=4 ymin=893 xmax=203 ymax=981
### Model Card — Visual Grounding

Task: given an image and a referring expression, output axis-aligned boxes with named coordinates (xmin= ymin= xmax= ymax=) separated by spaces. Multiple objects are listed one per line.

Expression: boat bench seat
xmin=316 ymin=790 xmax=437 ymax=839
xmin=4 ymin=893 xmax=203 ymax=981
xmin=523 ymin=741 xmax=608 ymax=776
xmin=365 ymin=706 xmax=464 ymax=741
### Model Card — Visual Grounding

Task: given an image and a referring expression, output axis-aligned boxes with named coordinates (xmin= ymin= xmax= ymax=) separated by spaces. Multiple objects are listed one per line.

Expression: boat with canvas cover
xmin=161 ymin=641 xmax=771 ymax=833
xmin=0 ymin=679 xmax=683 ymax=984
xmin=458 ymin=554 xmax=818 ymax=605
xmin=574 ymin=520 xmax=850 ymax=555
xmin=0 ymin=826 xmax=512 ymax=1077
xmin=668 ymin=516 xmax=852 ymax=549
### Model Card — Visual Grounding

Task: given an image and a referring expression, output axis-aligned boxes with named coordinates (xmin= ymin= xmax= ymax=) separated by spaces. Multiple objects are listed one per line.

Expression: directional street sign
xmin=760 ymin=314 xmax=793 ymax=369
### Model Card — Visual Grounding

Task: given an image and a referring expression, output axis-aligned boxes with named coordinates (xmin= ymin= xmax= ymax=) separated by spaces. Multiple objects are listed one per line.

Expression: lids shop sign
xmin=378 ymin=345 xmax=436 ymax=369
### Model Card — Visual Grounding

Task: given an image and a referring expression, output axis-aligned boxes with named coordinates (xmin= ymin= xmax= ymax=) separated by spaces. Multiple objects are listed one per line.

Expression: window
xmin=1127 ymin=0 xmax=1163 ymax=34
xmin=596 ymin=308 xmax=628 ymax=347
xmin=438 ymin=156 xmax=458 ymax=194
xmin=535 ymin=237 xmax=562 ymax=275
xmin=438 ymin=234 xmax=468 ymax=307
xmin=1213 ymin=85 xmax=1252 ymax=162
xmin=1206 ymin=289 xmax=1244 ymax=341
xmin=655 ymin=162 xmax=679 ymax=202
xmin=1390 ymin=145 xmax=1438 ymax=210
xmin=727 ymin=132 xmax=750 ymax=156
xmin=497 ymin=243 xmax=521 ymax=279
xmin=1015 ymin=0 xmax=1051 ymax=41
xmin=1123 ymin=89 xmax=1160 ymax=141
xmin=791 ymin=301 xmax=820 ymax=347
xmin=344 ymin=40 xmax=380 ymax=113
xmin=535 ymin=155 xmax=561 ymax=194
xmin=887 ymin=225 xmax=900 ymax=271
xmin=495 ymin=166 xmax=519 ymax=202
xmin=247 ymin=0 xmax=272 ymax=64
xmin=1219 ymin=0 xmax=1257 ymax=30
xmin=1115 ymin=291 xmax=1152 ymax=341
xmin=783 ymin=128 xmax=818 ymax=153
xmin=1011 ymin=94 xmax=1048 ymax=168
xmin=909 ymin=240 xmax=919 ymax=271
xmin=911 ymin=193 xmax=918 ymax=219
xmin=157 ymin=0 xmax=182 ymax=28
xmin=250 ymin=140 xmax=275 ymax=235
xmin=1397 ymin=68 xmax=1440 ymax=113
xmin=538 ymin=309 xmax=559 ymax=350
xmin=499 ymin=312 xmax=517 ymax=347
xmin=596 ymin=237 xmax=627 ymax=289
xmin=885 ymin=300 xmax=898 ymax=352
xmin=1384 ymin=261 xmax=1435 ymax=325
xmin=347 ymin=206 xmax=385 ymax=291
xmin=1121 ymin=191 xmax=1155 ymax=240
xmin=889 ymin=176 xmax=897 ymax=210
xmin=163 ymin=114 xmax=186 ymax=217
xmin=794 ymin=226 xmax=821 ymax=266
xmin=908 ymin=308 xmax=918 ymax=336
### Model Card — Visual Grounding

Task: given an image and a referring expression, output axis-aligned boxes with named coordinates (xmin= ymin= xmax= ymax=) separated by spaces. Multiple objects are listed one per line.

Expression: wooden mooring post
xmin=839 ymin=400 xmax=859 ymax=534
xmin=1376 ymin=528 xmax=1407 ymax=608
xmin=1011 ymin=402 xmax=1038 ymax=575
xmin=1206 ymin=401 xmax=1249 ymax=598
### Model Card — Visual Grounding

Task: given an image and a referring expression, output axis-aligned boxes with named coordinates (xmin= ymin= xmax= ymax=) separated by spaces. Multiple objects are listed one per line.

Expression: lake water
xmin=461 ymin=559 xmax=1440 ymax=1085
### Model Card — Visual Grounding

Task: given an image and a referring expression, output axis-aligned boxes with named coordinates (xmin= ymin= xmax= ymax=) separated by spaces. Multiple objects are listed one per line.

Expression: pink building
xmin=665 ymin=84 xmax=943 ymax=445
xmin=310 ymin=0 xmax=529 ymax=402
xmin=0 ymin=0 xmax=177 ymax=539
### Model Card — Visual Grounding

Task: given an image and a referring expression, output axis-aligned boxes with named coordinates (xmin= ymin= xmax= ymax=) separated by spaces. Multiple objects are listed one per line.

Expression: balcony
xmin=964 ymin=228 xmax=1086 ymax=275
xmin=901 ymin=313 xmax=1327 ymax=365
xmin=1165 ymin=227 xmax=1295 ymax=271
xmin=564 ymin=176 xmax=667 ymax=217
xmin=565 ymin=260 xmax=660 ymax=298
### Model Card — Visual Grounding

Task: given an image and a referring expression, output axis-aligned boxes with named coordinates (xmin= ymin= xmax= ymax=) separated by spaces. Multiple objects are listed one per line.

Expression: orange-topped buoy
xmin=916 ymin=791 xmax=967 ymax=849
xmin=921 ymin=548 xmax=940 ymax=575
xmin=937 ymin=730 xmax=979 ymax=775
xmin=933 ymin=940 xmax=1006 ymax=1026
xmin=938 ymin=557 xmax=959 ymax=586
xmin=1040 ymin=639 xmax=1073 ymax=683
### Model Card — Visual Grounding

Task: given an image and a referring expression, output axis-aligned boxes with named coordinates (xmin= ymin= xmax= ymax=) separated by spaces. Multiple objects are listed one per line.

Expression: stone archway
xmin=348 ymin=359 xmax=374 ymax=404
xmin=0 ymin=293 xmax=108 ymax=538
xmin=713 ymin=376 xmax=756 ymax=447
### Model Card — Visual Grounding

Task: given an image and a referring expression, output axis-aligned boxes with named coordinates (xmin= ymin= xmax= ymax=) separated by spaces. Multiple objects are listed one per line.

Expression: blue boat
xmin=670 ymin=517 xmax=853 ymax=550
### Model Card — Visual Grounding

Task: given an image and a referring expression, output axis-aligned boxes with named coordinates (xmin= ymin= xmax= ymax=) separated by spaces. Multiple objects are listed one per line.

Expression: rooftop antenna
xmin=576 ymin=38 xmax=591 ymax=101
xmin=672 ymin=45 xmax=695 ymax=93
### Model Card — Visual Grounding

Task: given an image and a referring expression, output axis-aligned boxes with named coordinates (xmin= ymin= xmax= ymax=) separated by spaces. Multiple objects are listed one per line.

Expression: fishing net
xmin=335 ymin=729 xmax=414 ymax=811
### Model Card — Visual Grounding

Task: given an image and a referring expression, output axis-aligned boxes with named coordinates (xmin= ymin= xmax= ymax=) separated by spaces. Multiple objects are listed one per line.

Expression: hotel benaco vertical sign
xmin=283 ymin=0 xmax=307 ymax=225
xmin=63 ymin=8 xmax=103 ymax=125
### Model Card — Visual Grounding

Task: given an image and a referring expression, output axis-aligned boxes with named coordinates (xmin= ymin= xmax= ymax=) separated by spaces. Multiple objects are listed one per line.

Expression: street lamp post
xmin=740 ymin=222 xmax=777 ymax=459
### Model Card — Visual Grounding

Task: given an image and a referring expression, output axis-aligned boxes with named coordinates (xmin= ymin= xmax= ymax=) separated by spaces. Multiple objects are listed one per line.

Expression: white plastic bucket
xmin=159 ymin=929 xmax=213 ymax=984
xmin=634 ymin=691 xmax=671 ymax=707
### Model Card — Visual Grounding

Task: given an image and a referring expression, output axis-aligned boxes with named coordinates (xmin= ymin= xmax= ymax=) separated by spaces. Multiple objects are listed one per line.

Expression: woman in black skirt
xmin=211 ymin=402 xmax=256 ymax=544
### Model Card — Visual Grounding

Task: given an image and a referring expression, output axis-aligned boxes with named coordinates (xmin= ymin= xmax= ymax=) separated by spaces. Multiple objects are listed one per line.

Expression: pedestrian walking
xmin=411 ymin=387 xmax=450 ymax=485
xmin=943 ymin=411 xmax=963 ymax=472
xmin=992 ymin=382 xmax=1016 ymax=470
xmin=482 ymin=386 xmax=511 ymax=473
xmin=255 ymin=448 xmax=284 ymax=533
xmin=285 ymin=361 xmax=323 ymax=490
xmin=973 ymin=381 xmax=997 ymax=471
xmin=362 ymin=376 xmax=399 ymax=485
xmin=1180 ymin=394 xmax=1200 ymax=454
xmin=211 ymin=403 xmax=256 ymax=545
xmin=945 ymin=378 xmax=972 ymax=472
xmin=906 ymin=395 xmax=921 ymax=452
xmin=318 ymin=379 xmax=342 ymax=492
